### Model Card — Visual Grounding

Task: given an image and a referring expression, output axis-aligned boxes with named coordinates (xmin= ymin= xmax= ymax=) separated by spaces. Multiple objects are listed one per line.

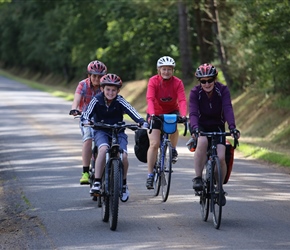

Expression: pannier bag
xmin=162 ymin=114 xmax=178 ymax=134
xmin=134 ymin=129 xmax=149 ymax=163
xmin=224 ymin=139 xmax=234 ymax=184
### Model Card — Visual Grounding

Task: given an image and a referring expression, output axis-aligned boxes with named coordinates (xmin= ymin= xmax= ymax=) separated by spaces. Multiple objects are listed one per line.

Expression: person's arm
xmin=222 ymin=87 xmax=236 ymax=129
xmin=71 ymin=93 xmax=82 ymax=110
xmin=176 ymin=80 xmax=187 ymax=117
xmin=146 ymin=77 xmax=156 ymax=115
xmin=189 ymin=87 xmax=199 ymax=130
xmin=117 ymin=96 xmax=145 ymax=124
xmin=81 ymin=97 xmax=98 ymax=122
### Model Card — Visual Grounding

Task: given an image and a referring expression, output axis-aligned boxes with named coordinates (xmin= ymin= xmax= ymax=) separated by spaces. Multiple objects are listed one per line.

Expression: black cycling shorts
xmin=199 ymin=125 xmax=226 ymax=145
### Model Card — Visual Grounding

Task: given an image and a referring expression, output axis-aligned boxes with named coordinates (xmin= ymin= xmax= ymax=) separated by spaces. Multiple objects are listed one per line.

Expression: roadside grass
xmin=238 ymin=143 xmax=290 ymax=167
xmin=1 ymin=69 xmax=290 ymax=169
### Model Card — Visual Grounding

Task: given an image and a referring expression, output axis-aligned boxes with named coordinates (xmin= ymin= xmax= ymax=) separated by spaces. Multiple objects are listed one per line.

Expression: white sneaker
xmin=120 ymin=185 xmax=129 ymax=202
xmin=90 ymin=182 xmax=101 ymax=194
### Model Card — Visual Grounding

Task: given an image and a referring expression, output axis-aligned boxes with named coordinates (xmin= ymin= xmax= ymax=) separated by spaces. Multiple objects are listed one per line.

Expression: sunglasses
xmin=199 ymin=78 xmax=215 ymax=84
xmin=160 ymin=97 xmax=172 ymax=102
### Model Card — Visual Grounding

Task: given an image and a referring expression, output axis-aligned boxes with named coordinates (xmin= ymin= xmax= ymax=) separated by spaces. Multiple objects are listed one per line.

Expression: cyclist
xmin=81 ymin=73 xmax=147 ymax=202
xmin=189 ymin=63 xmax=240 ymax=206
xmin=146 ymin=56 xmax=187 ymax=189
xmin=69 ymin=60 xmax=107 ymax=185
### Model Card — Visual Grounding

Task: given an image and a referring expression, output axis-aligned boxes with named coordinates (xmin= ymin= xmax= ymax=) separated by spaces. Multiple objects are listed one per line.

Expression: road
xmin=1 ymin=76 xmax=290 ymax=250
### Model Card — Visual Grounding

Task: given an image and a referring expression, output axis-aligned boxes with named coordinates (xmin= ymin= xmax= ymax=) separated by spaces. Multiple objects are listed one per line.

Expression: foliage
xmin=0 ymin=0 xmax=289 ymax=94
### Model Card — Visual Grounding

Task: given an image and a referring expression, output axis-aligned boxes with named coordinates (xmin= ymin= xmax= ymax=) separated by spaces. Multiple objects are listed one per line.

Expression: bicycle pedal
xmin=80 ymin=182 xmax=90 ymax=185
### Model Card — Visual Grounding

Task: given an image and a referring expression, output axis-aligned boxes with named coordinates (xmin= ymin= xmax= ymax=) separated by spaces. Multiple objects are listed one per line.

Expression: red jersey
xmin=146 ymin=75 xmax=187 ymax=116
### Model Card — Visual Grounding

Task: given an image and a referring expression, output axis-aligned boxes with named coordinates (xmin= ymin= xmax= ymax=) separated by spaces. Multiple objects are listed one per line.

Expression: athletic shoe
xmin=80 ymin=172 xmax=90 ymax=185
xmin=120 ymin=185 xmax=129 ymax=202
xmin=90 ymin=181 xmax=101 ymax=194
xmin=172 ymin=149 xmax=178 ymax=164
xmin=192 ymin=176 xmax=203 ymax=191
xmin=146 ymin=176 xmax=154 ymax=189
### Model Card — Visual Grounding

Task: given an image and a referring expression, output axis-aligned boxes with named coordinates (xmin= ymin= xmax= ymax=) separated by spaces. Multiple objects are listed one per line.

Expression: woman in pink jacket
xmin=145 ymin=56 xmax=187 ymax=189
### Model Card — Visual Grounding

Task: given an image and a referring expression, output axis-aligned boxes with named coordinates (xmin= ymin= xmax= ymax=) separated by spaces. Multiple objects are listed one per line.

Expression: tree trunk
xmin=178 ymin=0 xmax=193 ymax=86
xmin=210 ymin=0 xmax=233 ymax=89
xmin=194 ymin=0 xmax=214 ymax=65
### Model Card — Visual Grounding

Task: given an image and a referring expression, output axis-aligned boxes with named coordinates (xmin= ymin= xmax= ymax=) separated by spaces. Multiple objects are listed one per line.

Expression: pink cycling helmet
xmin=100 ymin=74 xmax=122 ymax=88
xmin=87 ymin=60 xmax=107 ymax=75
xmin=195 ymin=63 xmax=218 ymax=78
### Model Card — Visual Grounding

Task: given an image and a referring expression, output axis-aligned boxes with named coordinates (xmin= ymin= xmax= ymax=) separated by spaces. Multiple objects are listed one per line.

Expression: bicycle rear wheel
xmin=161 ymin=141 xmax=172 ymax=202
xmin=109 ymin=159 xmax=121 ymax=231
xmin=212 ymin=156 xmax=223 ymax=229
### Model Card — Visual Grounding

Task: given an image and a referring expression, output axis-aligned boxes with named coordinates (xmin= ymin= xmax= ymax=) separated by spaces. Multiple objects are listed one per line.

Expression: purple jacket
xmin=189 ymin=81 xmax=236 ymax=131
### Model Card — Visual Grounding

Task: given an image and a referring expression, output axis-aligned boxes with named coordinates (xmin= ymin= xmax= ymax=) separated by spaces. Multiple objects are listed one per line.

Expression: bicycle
xmin=70 ymin=112 xmax=100 ymax=203
xmin=148 ymin=114 xmax=187 ymax=202
xmin=195 ymin=131 xmax=239 ymax=229
xmin=87 ymin=121 xmax=139 ymax=231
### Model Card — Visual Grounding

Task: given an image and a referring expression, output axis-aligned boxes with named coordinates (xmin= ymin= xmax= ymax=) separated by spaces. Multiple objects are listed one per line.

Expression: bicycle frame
xmin=197 ymin=131 xmax=238 ymax=229
xmin=87 ymin=121 xmax=139 ymax=231
xmin=149 ymin=114 xmax=187 ymax=202
xmin=103 ymin=129 xmax=124 ymax=197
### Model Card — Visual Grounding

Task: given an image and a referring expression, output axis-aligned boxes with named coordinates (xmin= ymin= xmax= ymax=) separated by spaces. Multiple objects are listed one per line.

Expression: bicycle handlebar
xmin=84 ymin=121 xmax=140 ymax=132
xmin=199 ymin=131 xmax=239 ymax=149
xmin=148 ymin=115 xmax=188 ymax=136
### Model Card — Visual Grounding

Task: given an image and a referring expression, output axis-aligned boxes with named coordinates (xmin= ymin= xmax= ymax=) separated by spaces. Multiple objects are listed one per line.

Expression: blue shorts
xmin=94 ymin=130 xmax=128 ymax=153
xmin=79 ymin=121 xmax=93 ymax=142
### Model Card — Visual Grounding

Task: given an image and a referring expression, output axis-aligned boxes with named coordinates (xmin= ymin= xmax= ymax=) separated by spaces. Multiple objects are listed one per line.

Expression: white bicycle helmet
xmin=157 ymin=56 xmax=176 ymax=68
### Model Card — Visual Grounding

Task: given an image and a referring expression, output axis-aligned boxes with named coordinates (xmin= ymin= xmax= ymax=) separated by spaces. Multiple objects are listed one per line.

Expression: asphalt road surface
xmin=1 ymin=76 xmax=290 ymax=250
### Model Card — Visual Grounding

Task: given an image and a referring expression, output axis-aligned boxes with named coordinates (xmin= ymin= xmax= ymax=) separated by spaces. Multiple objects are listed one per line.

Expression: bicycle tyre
xmin=101 ymin=171 xmax=109 ymax=222
xmin=89 ymin=145 xmax=98 ymax=188
xmin=200 ymin=169 xmax=210 ymax=221
xmin=212 ymin=156 xmax=223 ymax=229
xmin=153 ymin=152 xmax=161 ymax=196
xmin=109 ymin=159 xmax=120 ymax=231
xmin=161 ymin=141 xmax=172 ymax=202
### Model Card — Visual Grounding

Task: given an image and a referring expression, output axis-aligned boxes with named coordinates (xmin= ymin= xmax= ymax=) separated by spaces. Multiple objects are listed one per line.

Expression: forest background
xmin=0 ymin=0 xmax=289 ymax=167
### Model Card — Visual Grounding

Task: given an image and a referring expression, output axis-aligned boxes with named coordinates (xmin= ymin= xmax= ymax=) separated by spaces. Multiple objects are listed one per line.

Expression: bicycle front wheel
xmin=161 ymin=141 xmax=172 ymax=202
xmin=153 ymin=152 xmax=161 ymax=196
xmin=212 ymin=156 xmax=223 ymax=229
xmin=109 ymin=159 xmax=121 ymax=231
xmin=200 ymin=170 xmax=209 ymax=221
xmin=101 ymin=172 xmax=109 ymax=222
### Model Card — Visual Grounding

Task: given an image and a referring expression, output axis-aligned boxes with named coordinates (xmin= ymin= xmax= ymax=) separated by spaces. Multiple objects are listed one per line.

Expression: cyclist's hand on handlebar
xmin=192 ymin=127 xmax=200 ymax=139
xmin=230 ymin=128 xmax=240 ymax=139
xmin=69 ymin=109 xmax=81 ymax=116
xmin=179 ymin=116 xmax=188 ymax=123
xmin=81 ymin=120 xmax=93 ymax=126
xmin=139 ymin=122 xmax=149 ymax=129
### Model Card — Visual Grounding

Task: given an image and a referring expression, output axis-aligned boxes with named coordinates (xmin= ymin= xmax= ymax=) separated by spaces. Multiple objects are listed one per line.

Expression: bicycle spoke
xmin=161 ymin=141 xmax=172 ymax=202
xmin=212 ymin=156 xmax=223 ymax=229
xmin=200 ymin=169 xmax=209 ymax=221
xmin=101 ymin=171 xmax=109 ymax=222
xmin=109 ymin=159 xmax=120 ymax=231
